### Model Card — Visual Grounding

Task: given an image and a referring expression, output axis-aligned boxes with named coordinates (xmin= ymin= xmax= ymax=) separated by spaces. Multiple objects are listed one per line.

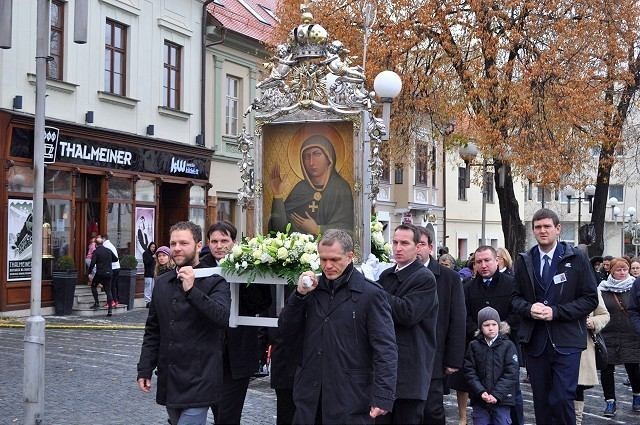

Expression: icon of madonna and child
xmin=265 ymin=123 xmax=354 ymax=236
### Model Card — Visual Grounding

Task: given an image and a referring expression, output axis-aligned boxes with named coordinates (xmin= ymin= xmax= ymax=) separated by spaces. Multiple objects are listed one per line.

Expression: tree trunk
xmin=587 ymin=148 xmax=614 ymax=257
xmin=494 ymin=161 xmax=526 ymax=256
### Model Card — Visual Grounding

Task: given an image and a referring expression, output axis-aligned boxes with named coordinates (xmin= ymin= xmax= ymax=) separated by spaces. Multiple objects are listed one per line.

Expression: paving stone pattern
xmin=0 ymin=309 xmax=638 ymax=424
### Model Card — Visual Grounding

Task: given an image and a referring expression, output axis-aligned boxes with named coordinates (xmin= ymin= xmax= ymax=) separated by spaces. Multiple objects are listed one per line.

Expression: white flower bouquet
xmin=219 ymin=225 xmax=320 ymax=284
xmin=371 ymin=216 xmax=392 ymax=262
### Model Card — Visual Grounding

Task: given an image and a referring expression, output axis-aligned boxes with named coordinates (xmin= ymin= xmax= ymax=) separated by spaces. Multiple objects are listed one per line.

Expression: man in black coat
xmin=464 ymin=245 xmax=523 ymax=425
xmin=512 ymin=208 xmax=598 ymax=424
xmin=377 ymin=224 xmax=439 ymax=424
xmin=137 ymin=221 xmax=230 ymax=425
xmin=88 ymin=237 xmax=117 ymax=316
xmin=415 ymin=226 xmax=466 ymax=425
xmin=279 ymin=229 xmax=397 ymax=424
xmin=199 ymin=221 xmax=272 ymax=425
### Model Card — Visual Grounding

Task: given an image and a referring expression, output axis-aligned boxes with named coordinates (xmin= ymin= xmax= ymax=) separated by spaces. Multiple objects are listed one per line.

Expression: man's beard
xmin=175 ymin=250 xmax=197 ymax=267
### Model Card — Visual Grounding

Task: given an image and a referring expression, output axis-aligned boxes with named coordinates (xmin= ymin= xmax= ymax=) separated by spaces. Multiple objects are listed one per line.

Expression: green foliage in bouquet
xmin=371 ymin=215 xmax=392 ymax=262
xmin=220 ymin=224 xmax=320 ymax=284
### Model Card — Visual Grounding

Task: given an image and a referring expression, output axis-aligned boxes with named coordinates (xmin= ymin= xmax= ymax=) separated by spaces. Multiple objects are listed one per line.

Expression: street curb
xmin=0 ymin=323 xmax=145 ymax=330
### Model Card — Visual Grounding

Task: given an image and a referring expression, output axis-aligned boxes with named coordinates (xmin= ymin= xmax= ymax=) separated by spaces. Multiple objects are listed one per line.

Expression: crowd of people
xmin=128 ymin=209 xmax=640 ymax=425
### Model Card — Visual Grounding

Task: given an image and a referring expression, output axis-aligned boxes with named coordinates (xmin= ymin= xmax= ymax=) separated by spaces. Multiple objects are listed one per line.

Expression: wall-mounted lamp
xmin=85 ymin=110 xmax=94 ymax=124
xmin=13 ymin=95 xmax=23 ymax=110
xmin=195 ymin=134 xmax=204 ymax=146
xmin=146 ymin=125 xmax=155 ymax=136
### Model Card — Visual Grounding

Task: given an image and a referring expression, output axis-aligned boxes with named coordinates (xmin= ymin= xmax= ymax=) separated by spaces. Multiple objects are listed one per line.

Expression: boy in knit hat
xmin=463 ymin=306 xmax=519 ymax=425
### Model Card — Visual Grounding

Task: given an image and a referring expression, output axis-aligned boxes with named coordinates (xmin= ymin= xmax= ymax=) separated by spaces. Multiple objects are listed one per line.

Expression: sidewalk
xmin=0 ymin=307 xmax=149 ymax=329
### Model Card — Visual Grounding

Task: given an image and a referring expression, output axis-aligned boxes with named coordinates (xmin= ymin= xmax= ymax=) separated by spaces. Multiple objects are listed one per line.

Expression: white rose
xmin=373 ymin=232 xmax=384 ymax=246
xmin=232 ymin=245 xmax=243 ymax=257
xmin=253 ymin=249 xmax=263 ymax=260
xmin=304 ymin=242 xmax=317 ymax=253
xmin=300 ymin=252 xmax=311 ymax=264
xmin=277 ymin=247 xmax=289 ymax=260
xmin=372 ymin=222 xmax=383 ymax=232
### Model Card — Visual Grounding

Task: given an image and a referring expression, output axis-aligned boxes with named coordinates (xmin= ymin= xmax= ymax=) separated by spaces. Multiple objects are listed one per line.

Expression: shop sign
xmin=43 ymin=126 xmax=60 ymax=164
xmin=7 ymin=199 xmax=33 ymax=281
xmin=11 ymin=128 xmax=209 ymax=180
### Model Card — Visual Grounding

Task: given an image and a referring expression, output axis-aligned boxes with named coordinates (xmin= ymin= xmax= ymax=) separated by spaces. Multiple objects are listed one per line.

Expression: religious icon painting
xmin=262 ymin=121 xmax=355 ymax=237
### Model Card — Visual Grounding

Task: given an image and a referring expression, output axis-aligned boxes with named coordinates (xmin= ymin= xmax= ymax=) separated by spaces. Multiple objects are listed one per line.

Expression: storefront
xmin=0 ymin=111 xmax=213 ymax=312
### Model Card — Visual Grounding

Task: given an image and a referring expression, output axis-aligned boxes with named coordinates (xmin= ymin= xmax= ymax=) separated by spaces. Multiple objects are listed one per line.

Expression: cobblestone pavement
xmin=0 ymin=309 xmax=638 ymax=424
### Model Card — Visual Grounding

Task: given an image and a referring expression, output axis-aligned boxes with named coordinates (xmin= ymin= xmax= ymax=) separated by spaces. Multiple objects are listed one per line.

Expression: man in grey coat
xmin=279 ymin=229 xmax=397 ymax=424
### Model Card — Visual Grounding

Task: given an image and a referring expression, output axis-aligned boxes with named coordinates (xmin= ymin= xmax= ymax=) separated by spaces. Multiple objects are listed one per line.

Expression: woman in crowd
xmin=438 ymin=253 xmax=456 ymax=270
xmin=154 ymin=245 xmax=175 ymax=278
xmin=630 ymin=257 xmax=640 ymax=279
xmin=598 ymin=257 xmax=640 ymax=417
xmin=496 ymin=247 xmax=513 ymax=275
xmin=85 ymin=236 xmax=97 ymax=282
xmin=575 ymin=288 xmax=609 ymax=424
xmin=142 ymin=242 xmax=157 ymax=308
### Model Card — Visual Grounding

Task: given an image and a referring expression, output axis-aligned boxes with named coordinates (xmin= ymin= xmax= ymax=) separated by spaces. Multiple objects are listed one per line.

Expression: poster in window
xmin=7 ymin=199 xmax=34 ymax=281
xmin=263 ymin=122 xmax=354 ymax=236
xmin=135 ymin=207 xmax=155 ymax=263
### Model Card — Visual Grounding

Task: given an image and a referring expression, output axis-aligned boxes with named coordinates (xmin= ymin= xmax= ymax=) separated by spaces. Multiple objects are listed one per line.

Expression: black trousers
xmin=376 ymin=398 xmax=425 ymax=425
xmin=275 ymin=388 xmax=295 ymax=425
xmin=91 ymin=273 xmax=112 ymax=308
xmin=601 ymin=363 xmax=640 ymax=400
xmin=423 ymin=378 xmax=445 ymax=425
xmin=110 ymin=269 xmax=120 ymax=301
xmin=211 ymin=366 xmax=251 ymax=425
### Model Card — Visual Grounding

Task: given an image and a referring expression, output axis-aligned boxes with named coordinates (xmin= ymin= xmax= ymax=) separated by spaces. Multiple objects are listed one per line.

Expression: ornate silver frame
xmin=236 ymin=7 xmax=386 ymax=261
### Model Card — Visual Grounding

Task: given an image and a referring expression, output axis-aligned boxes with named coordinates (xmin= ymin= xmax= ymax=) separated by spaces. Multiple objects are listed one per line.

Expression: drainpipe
xmin=201 ymin=0 xmax=226 ymax=148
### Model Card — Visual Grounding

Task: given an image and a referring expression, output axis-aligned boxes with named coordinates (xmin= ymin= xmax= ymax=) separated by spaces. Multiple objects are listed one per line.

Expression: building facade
xmin=0 ymin=0 xmax=213 ymax=313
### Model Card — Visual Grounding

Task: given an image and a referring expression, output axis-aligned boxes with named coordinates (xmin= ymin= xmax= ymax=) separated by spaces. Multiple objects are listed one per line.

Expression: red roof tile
xmin=207 ymin=0 xmax=279 ymax=43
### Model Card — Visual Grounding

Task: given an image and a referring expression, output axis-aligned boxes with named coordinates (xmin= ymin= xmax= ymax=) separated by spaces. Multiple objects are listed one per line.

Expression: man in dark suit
xmin=416 ymin=226 xmax=466 ymax=425
xmin=512 ymin=208 xmax=598 ymax=424
xmin=199 ymin=221 xmax=271 ymax=425
xmin=377 ymin=224 xmax=439 ymax=424
xmin=465 ymin=245 xmax=523 ymax=425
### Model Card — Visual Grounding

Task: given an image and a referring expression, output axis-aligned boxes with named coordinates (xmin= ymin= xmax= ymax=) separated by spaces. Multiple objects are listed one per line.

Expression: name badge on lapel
xmin=553 ymin=273 xmax=567 ymax=285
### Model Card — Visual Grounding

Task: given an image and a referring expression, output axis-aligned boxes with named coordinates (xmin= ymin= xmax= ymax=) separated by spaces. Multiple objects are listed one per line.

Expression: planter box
xmin=118 ymin=269 xmax=137 ymax=310
xmin=52 ymin=271 xmax=78 ymax=315
xmin=195 ymin=267 xmax=287 ymax=328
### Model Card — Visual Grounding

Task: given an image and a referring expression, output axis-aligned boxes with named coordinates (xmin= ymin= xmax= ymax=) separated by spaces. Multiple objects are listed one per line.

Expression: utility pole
xmin=24 ymin=1 xmax=49 ymax=423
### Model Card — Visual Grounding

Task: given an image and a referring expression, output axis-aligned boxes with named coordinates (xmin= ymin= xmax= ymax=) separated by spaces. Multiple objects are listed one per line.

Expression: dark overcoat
xmin=279 ymin=265 xmax=397 ymax=424
xmin=600 ymin=289 xmax=640 ymax=364
xmin=628 ymin=277 xmax=640 ymax=335
xmin=379 ymin=260 xmax=439 ymax=400
xmin=512 ymin=242 xmax=598 ymax=351
xmin=464 ymin=271 xmax=520 ymax=359
xmin=464 ymin=334 xmax=519 ymax=407
xmin=198 ymin=254 xmax=272 ymax=379
xmin=426 ymin=257 xmax=466 ymax=378
xmin=137 ymin=269 xmax=230 ymax=408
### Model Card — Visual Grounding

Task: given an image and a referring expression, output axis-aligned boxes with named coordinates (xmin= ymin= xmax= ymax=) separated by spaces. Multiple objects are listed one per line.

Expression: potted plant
xmin=118 ymin=254 xmax=138 ymax=310
xmin=52 ymin=255 xmax=78 ymax=315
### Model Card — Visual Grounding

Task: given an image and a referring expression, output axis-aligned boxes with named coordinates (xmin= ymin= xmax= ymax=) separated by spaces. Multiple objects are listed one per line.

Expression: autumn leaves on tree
xmin=272 ymin=0 xmax=640 ymax=255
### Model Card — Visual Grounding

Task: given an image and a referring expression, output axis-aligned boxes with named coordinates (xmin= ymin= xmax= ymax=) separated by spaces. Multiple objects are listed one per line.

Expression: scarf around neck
xmin=598 ymin=275 xmax=635 ymax=293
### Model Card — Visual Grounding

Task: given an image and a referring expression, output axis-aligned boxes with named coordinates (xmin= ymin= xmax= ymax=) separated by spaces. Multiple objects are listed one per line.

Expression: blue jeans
xmin=472 ymin=405 xmax=511 ymax=425
xmin=144 ymin=277 xmax=154 ymax=302
xmin=166 ymin=407 xmax=208 ymax=425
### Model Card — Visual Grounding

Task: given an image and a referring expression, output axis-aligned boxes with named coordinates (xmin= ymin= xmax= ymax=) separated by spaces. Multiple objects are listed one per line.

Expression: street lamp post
xmin=459 ymin=142 xmax=489 ymax=245
xmin=565 ymin=184 xmax=596 ymax=241
xmin=610 ymin=204 xmax=637 ymax=256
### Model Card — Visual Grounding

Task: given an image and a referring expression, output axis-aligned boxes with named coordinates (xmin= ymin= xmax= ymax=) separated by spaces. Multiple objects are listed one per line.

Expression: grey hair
xmin=319 ymin=229 xmax=353 ymax=253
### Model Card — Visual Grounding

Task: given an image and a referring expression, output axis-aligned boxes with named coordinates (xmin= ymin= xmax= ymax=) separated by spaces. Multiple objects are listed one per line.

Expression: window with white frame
xmin=225 ymin=76 xmax=240 ymax=136
xmin=609 ymin=184 xmax=624 ymax=202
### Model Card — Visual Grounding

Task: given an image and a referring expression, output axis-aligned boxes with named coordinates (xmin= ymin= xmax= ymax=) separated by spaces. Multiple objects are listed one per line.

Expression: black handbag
xmin=591 ymin=331 xmax=608 ymax=370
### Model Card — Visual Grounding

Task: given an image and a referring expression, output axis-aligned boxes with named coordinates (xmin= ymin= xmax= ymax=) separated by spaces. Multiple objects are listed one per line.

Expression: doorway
xmin=74 ymin=174 xmax=103 ymax=279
